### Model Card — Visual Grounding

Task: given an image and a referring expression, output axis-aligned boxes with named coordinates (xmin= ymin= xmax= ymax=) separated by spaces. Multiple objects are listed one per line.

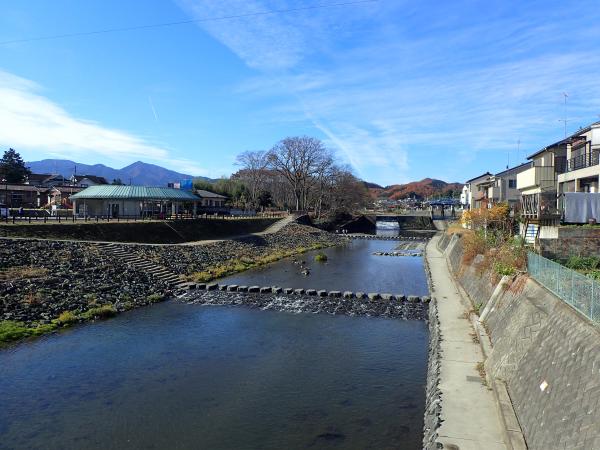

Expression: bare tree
xmin=234 ymin=151 xmax=268 ymax=208
xmin=266 ymin=136 xmax=332 ymax=211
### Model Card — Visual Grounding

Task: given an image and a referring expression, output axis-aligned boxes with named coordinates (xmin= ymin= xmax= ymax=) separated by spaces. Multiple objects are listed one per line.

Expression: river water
xmin=221 ymin=239 xmax=428 ymax=295
xmin=0 ymin=238 xmax=430 ymax=450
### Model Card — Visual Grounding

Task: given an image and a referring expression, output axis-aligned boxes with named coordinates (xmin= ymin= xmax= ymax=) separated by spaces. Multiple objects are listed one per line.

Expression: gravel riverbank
xmin=0 ymin=224 xmax=344 ymax=328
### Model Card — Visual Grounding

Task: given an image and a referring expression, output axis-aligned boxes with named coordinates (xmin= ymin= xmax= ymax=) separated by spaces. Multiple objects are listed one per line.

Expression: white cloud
xmin=0 ymin=69 xmax=209 ymax=175
xmin=178 ymin=1 xmax=600 ymax=183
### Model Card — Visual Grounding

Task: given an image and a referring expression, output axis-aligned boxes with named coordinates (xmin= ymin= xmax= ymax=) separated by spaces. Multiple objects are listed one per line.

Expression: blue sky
xmin=1 ymin=0 xmax=600 ymax=186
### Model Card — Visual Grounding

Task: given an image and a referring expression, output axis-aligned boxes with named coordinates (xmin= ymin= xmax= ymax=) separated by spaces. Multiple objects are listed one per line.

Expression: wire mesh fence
xmin=528 ymin=252 xmax=600 ymax=324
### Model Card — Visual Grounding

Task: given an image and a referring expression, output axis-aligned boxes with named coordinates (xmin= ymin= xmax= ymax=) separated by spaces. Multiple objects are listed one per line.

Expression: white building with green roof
xmin=70 ymin=185 xmax=205 ymax=218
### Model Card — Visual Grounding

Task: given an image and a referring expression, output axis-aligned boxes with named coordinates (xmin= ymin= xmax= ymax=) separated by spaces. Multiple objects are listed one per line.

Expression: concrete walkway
xmin=426 ymin=234 xmax=507 ymax=450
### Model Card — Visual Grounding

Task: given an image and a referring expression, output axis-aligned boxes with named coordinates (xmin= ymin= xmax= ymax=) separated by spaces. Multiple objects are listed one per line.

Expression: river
xmin=0 ymin=237 xmax=430 ymax=450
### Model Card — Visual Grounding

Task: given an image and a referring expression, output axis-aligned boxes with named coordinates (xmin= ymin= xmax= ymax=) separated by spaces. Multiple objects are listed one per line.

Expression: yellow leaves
xmin=460 ymin=203 xmax=510 ymax=229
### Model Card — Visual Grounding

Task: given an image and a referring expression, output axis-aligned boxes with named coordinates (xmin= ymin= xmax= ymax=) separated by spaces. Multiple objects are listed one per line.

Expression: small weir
xmin=0 ymin=234 xmax=432 ymax=450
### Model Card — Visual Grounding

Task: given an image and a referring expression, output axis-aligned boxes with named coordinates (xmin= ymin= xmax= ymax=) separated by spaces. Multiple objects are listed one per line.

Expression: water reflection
xmin=0 ymin=303 xmax=428 ymax=450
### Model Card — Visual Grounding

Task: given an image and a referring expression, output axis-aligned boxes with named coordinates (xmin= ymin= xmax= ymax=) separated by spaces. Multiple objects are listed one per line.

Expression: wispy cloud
xmin=0 ymin=69 xmax=208 ymax=175
xmin=180 ymin=0 xmax=600 ymax=184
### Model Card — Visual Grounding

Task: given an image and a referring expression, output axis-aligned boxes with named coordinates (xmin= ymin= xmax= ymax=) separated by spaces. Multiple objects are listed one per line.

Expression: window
xmin=508 ymin=179 xmax=517 ymax=189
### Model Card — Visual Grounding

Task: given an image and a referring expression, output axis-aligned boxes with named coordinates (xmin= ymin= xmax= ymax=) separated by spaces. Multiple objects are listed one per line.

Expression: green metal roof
xmin=70 ymin=185 xmax=201 ymax=201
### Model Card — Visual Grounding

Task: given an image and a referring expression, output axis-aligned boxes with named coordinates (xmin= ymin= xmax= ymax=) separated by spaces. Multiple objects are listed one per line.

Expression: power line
xmin=0 ymin=0 xmax=378 ymax=46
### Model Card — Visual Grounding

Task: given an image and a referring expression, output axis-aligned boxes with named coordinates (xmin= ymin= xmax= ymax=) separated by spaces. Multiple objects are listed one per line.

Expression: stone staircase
xmin=97 ymin=243 xmax=189 ymax=290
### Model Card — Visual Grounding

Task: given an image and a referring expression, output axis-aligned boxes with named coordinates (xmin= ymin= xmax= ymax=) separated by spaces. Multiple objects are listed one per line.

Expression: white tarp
xmin=564 ymin=192 xmax=600 ymax=223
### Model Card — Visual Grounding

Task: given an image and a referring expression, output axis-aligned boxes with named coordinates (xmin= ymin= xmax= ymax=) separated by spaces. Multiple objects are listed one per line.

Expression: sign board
xmin=180 ymin=179 xmax=193 ymax=191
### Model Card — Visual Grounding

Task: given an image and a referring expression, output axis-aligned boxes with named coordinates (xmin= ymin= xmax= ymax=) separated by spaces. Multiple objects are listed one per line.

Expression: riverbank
xmin=439 ymin=230 xmax=600 ymax=450
xmin=424 ymin=234 xmax=507 ymax=450
xmin=0 ymin=223 xmax=344 ymax=344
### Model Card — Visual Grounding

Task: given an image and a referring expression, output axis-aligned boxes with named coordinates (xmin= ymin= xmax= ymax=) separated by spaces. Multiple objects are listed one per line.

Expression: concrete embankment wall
xmin=0 ymin=218 xmax=279 ymax=243
xmin=442 ymin=233 xmax=600 ymax=450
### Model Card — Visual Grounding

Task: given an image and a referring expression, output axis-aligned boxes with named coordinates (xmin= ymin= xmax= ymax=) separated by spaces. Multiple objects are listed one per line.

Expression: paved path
xmin=426 ymin=234 xmax=507 ymax=450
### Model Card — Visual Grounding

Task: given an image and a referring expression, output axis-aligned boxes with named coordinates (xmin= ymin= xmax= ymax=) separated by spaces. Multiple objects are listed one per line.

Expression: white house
xmin=463 ymin=172 xmax=492 ymax=210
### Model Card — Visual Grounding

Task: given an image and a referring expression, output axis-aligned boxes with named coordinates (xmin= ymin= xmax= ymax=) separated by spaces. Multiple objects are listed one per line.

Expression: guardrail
xmin=527 ymin=252 xmax=600 ymax=323
xmin=0 ymin=211 xmax=287 ymax=224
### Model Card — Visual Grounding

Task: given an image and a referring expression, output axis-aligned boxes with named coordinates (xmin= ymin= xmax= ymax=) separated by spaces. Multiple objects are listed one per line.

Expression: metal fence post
xmin=591 ymin=280 xmax=595 ymax=320
xmin=571 ymin=269 xmax=574 ymax=306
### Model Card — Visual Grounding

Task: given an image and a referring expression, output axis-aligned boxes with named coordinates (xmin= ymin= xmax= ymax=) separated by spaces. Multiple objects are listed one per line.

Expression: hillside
xmin=369 ymin=178 xmax=463 ymax=200
xmin=26 ymin=159 xmax=213 ymax=186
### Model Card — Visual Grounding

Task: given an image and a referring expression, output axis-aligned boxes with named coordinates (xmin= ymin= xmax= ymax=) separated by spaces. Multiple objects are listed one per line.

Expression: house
xmin=0 ymin=184 xmax=45 ymax=208
xmin=517 ymin=138 xmax=568 ymax=220
xmin=557 ymin=121 xmax=600 ymax=194
xmin=195 ymin=189 xmax=227 ymax=208
xmin=482 ymin=163 xmax=532 ymax=209
xmin=70 ymin=175 xmax=109 ymax=187
xmin=47 ymin=185 xmax=85 ymax=209
xmin=69 ymin=185 xmax=203 ymax=218
xmin=25 ymin=173 xmax=67 ymax=187
xmin=462 ymin=172 xmax=493 ymax=210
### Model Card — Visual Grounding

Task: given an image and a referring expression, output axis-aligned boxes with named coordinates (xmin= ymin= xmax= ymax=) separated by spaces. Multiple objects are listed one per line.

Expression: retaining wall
xmin=444 ymin=233 xmax=600 ymax=449
xmin=540 ymin=226 xmax=600 ymax=259
xmin=0 ymin=218 xmax=279 ymax=243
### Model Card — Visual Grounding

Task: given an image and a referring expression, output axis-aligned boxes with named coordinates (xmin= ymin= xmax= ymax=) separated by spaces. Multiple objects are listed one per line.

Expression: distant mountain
xmin=369 ymin=178 xmax=463 ymax=200
xmin=26 ymin=159 xmax=213 ymax=186
xmin=362 ymin=181 xmax=384 ymax=189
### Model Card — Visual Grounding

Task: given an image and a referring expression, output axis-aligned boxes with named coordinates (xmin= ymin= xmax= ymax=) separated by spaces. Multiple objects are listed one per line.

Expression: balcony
xmin=520 ymin=192 xmax=560 ymax=220
xmin=517 ymin=166 xmax=556 ymax=190
xmin=566 ymin=152 xmax=599 ymax=172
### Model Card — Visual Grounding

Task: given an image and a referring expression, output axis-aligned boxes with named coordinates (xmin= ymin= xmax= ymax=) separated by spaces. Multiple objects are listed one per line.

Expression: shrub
xmin=53 ymin=311 xmax=78 ymax=326
xmin=564 ymin=255 xmax=600 ymax=271
xmin=314 ymin=252 xmax=328 ymax=262
xmin=147 ymin=293 xmax=164 ymax=303
xmin=494 ymin=261 xmax=516 ymax=276
xmin=80 ymin=304 xmax=116 ymax=320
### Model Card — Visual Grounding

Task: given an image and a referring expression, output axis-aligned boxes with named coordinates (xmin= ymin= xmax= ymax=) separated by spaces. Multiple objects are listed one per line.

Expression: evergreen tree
xmin=0 ymin=149 xmax=31 ymax=183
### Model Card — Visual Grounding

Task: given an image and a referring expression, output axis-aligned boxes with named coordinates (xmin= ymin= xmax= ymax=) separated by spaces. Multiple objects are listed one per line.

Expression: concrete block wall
xmin=445 ymin=233 xmax=600 ymax=450
xmin=457 ymin=264 xmax=495 ymax=310
xmin=540 ymin=226 xmax=600 ymax=259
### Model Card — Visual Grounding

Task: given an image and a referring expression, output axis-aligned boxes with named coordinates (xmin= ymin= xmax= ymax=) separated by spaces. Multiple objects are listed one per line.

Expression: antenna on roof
xmin=558 ymin=92 xmax=569 ymax=138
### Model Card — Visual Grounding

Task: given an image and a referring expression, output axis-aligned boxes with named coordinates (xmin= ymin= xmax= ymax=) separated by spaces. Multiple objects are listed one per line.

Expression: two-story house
xmin=463 ymin=172 xmax=493 ymax=210
xmin=557 ymin=121 xmax=600 ymax=193
xmin=517 ymin=139 xmax=568 ymax=221
xmin=481 ymin=163 xmax=532 ymax=210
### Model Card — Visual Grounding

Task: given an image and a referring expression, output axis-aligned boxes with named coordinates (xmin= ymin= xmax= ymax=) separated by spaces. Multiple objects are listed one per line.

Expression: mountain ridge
xmin=368 ymin=178 xmax=463 ymax=200
xmin=26 ymin=159 xmax=213 ymax=186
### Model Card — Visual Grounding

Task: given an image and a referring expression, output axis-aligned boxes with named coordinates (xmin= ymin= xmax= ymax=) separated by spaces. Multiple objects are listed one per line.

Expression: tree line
xmin=194 ymin=136 xmax=370 ymax=217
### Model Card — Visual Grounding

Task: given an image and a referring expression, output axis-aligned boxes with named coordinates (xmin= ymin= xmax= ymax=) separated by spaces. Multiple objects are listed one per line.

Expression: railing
xmin=567 ymin=152 xmax=599 ymax=172
xmin=528 ymin=252 xmax=600 ymax=323
xmin=520 ymin=191 xmax=560 ymax=219
xmin=1 ymin=211 xmax=287 ymax=224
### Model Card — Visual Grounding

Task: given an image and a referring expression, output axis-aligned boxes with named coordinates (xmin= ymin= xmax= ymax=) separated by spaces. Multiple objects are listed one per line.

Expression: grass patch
xmin=476 ymin=361 xmax=488 ymax=386
xmin=0 ymin=266 xmax=49 ymax=281
xmin=314 ymin=252 xmax=328 ymax=262
xmin=146 ymin=293 xmax=165 ymax=303
xmin=53 ymin=311 xmax=78 ymax=327
xmin=0 ymin=320 xmax=59 ymax=344
xmin=80 ymin=304 xmax=117 ymax=320
xmin=189 ymin=243 xmax=330 ymax=283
